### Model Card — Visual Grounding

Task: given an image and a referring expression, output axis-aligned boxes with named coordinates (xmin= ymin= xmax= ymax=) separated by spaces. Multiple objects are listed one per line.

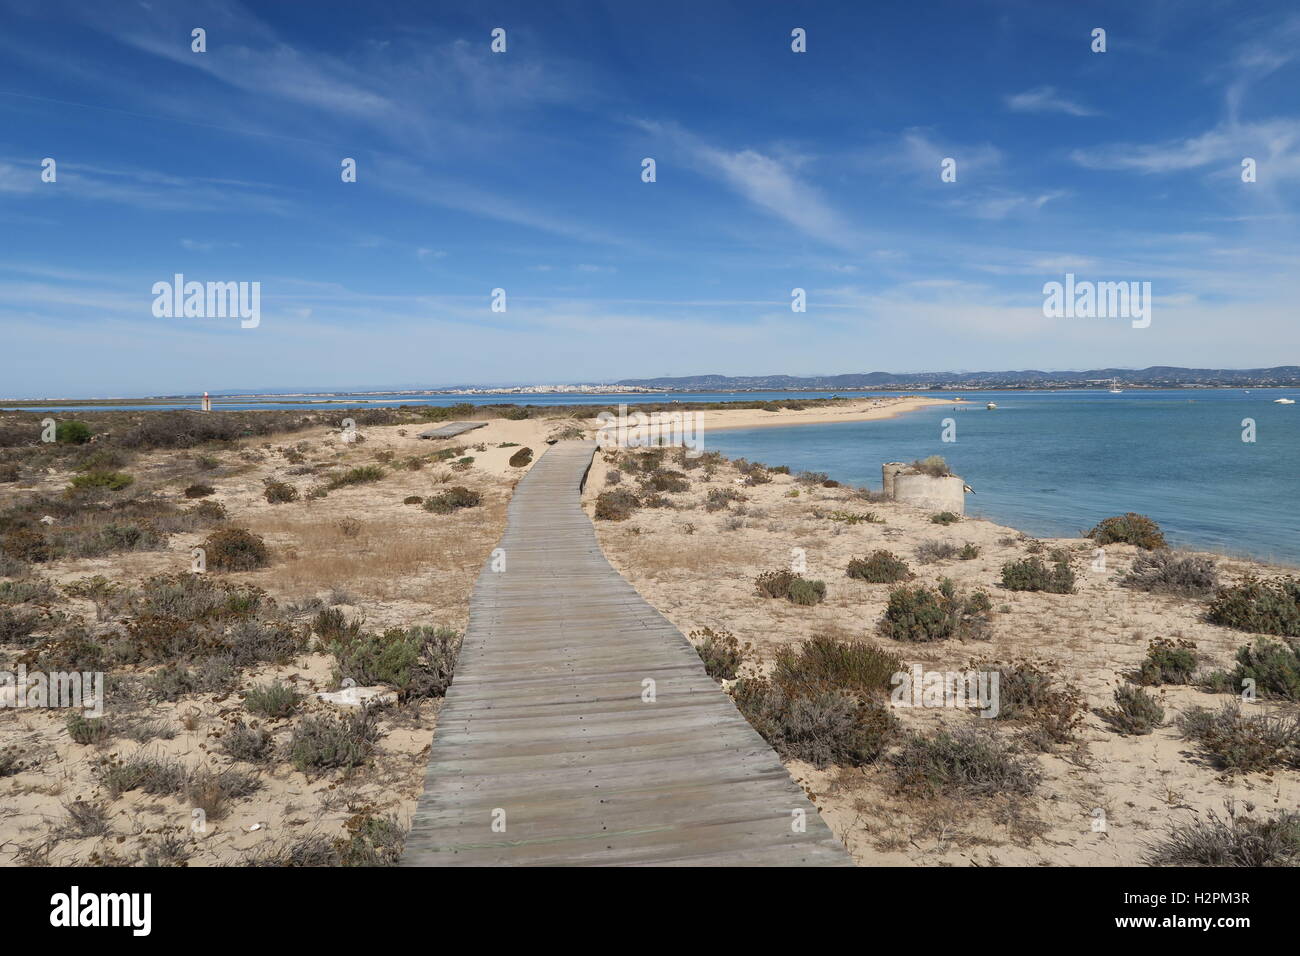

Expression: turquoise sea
xmin=703 ymin=390 xmax=1300 ymax=566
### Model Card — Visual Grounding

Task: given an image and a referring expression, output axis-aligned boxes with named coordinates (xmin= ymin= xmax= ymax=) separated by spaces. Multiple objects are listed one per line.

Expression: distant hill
xmin=614 ymin=367 xmax=1300 ymax=390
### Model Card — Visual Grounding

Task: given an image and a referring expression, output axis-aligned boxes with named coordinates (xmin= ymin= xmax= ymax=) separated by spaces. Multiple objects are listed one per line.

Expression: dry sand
xmin=583 ymin=447 xmax=1300 ymax=867
xmin=0 ymin=415 xmax=568 ymax=866
xmin=2 ymin=402 xmax=1294 ymax=867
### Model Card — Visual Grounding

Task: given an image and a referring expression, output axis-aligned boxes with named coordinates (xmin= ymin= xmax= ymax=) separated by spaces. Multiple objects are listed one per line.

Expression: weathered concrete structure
xmin=883 ymin=462 xmax=967 ymax=515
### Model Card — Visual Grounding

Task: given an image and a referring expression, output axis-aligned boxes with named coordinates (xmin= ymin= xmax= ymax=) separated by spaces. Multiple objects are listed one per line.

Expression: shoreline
xmin=584 ymin=395 xmax=959 ymax=434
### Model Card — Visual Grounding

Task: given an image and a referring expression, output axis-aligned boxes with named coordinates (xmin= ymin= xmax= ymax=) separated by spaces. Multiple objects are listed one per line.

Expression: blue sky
xmin=1 ymin=0 xmax=1297 ymax=397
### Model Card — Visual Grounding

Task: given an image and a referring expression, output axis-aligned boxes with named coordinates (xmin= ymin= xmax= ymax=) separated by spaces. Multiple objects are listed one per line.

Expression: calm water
xmin=0 ymin=390 xmax=893 ymax=412
xmin=703 ymin=390 xmax=1300 ymax=566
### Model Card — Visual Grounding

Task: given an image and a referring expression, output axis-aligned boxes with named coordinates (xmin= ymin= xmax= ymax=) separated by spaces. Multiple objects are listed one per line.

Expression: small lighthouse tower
xmin=201 ymin=392 xmax=212 ymax=412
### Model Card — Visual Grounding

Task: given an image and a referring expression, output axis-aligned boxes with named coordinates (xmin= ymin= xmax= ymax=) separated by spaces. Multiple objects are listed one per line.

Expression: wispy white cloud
xmin=1005 ymin=86 xmax=1098 ymax=117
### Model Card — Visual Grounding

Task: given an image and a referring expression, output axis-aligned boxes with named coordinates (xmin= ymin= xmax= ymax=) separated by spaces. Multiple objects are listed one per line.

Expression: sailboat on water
xmin=1108 ymin=378 xmax=1123 ymax=394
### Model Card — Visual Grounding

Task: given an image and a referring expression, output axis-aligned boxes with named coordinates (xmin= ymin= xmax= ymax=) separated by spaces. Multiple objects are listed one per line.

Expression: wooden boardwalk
xmin=401 ymin=442 xmax=851 ymax=866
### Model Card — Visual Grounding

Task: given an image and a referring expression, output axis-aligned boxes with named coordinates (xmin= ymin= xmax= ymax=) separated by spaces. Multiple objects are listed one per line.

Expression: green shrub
xmin=244 ymin=681 xmax=300 ymax=719
xmin=423 ymin=486 xmax=481 ymax=515
xmin=55 ymin=421 xmax=92 ymax=444
xmin=222 ymin=720 xmax=274 ymax=762
xmin=1137 ymin=638 xmax=1199 ymax=686
xmin=1000 ymin=552 xmax=1075 ymax=594
xmin=958 ymin=543 xmax=981 ymax=560
xmin=507 ymin=447 xmax=534 ymax=467
xmin=1088 ymin=512 xmax=1166 ymax=549
xmin=732 ymin=677 xmax=896 ymax=768
xmin=1207 ymin=575 xmax=1300 ymax=637
xmin=1145 ymin=807 xmax=1300 ymax=867
xmin=879 ymin=579 xmax=992 ymax=642
xmin=688 ymin=627 xmax=745 ymax=681
xmin=930 ymin=511 xmax=960 ymax=525
xmin=203 ymin=528 xmax=269 ymax=571
xmin=1100 ymin=685 xmax=1165 ymax=735
xmin=313 ymin=607 xmax=363 ymax=643
xmin=263 ymin=479 xmax=299 ymax=504
xmin=771 ymin=633 xmax=902 ymax=698
xmin=1226 ymin=638 xmax=1300 ymax=700
xmin=330 ymin=625 xmax=461 ymax=699
xmin=847 ymin=551 xmax=913 ymax=583
xmin=1122 ymin=551 xmax=1218 ymax=597
xmin=1177 ymin=703 xmax=1299 ymax=772
xmin=326 ymin=465 xmax=385 ymax=490
xmin=66 ymin=712 xmax=111 ymax=745
xmin=288 ymin=711 xmax=380 ymax=773
xmin=787 ymin=578 xmax=826 ymax=606
xmin=891 ymin=727 xmax=1039 ymax=797
xmin=594 ymin=489 xmax=640 ymax=520
xmin=69 ymin=470 xmax=133 ymax=492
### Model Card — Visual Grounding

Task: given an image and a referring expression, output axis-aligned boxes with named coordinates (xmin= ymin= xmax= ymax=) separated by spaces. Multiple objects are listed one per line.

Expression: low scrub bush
xmin=1100 ymin=685 xmax=1165 ymax=735
xmin=643 ymin=469 xmax=690 ymax=493
xmin=203 ymin=528 xmax=269 ymax=571
xmin=907 ymin=455 xmax=949 ymax=477
xmin=326 ymin=465 xmax=385 ymax=490
xmin=787 ymin=578 xmax=826 ymax=606
xmin=891 ymin=727 xmax=1039 ymax=797
xmin=244 ymin=681 xmax=300 ymax=718
xmin=771 ymin=633 xmax=901 ymax=698
xmin=914 ymin=540 xmax=959 ymax=564
xmin=987 ymin=661 xmax=1085 ymax=746
xmin=183 ymin=483 xmax=215 ymax=499
xmin=263 ymin=479 xmax=299 ymax=504
xmin=1000 ymin=552 xmax=1075 ymax=594
xmin=847 ymin=550 xmax=913 ymax=583
xmin=68 ymin=470 xmax=133 ymax=492
xmin=288 ymin=710 xmax=380 ymax=773
xmin=1137 ymin=638 xmax=1199 ymax=686
xmin=423 ymin=486 xmax=481 ymax=514
xmin=704 ymin=488 xmax=745 ymax=512
xmin=688 ymin=627 xmax=746 ymax=680
xmin=878 ymin=579 xmax=992 ymax=643
xmin=732 ymin=677 xmax=896 ymax=769
xmin=1207 ymin=575 xmax=1300 ymax=637
xmin=930 ymin=511 xmax=960 ymax=525
xmin=594 ymin=489 xmax=640 ymax=521
xmin=1088 ymin=512 xmax=1166 ymax=549
xmin=66 ymin=712 xmax=111 ymax=745
xmin=330 ymin=625 xmax=461 ymax=699
xmin=222 ymin=720 xmax=274 ymax=762
xmin=507 ymin=447 xmax=533 ymax=468
xmin=1145 ymin=807 xmax=1300 ymax=867
xmin=1224 ymin=638 xmax=1300 ymax=700
xmin=1177 ymin=702 xmax=1299 ymax=772
xmin=1122 ymin=551 xmax=1218 ymax=597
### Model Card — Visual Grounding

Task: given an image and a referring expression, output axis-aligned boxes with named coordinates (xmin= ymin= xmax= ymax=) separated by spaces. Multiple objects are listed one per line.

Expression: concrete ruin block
xmin=883 ymin=462 xmax=968 ymax=515
xmin=892 ymin=473 xmax=967 ymax=514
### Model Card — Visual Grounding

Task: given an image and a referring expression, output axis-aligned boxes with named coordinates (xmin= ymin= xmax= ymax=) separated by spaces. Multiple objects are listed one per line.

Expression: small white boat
xmin=1107 ymin=378 xmax=1123 ymax=393
xmin=986 ymin=402 xmax=997 ymax=410
xmin=1275 ymin=398 xmax=1295 ymax=404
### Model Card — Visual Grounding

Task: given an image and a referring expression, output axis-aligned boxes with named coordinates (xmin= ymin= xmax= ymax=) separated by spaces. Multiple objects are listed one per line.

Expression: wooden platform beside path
xmin=401 ymin=441 xmax=851 ymax=866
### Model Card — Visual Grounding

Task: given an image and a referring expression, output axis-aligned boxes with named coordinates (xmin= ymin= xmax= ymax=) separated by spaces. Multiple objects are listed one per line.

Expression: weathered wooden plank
xmin=400 ymin=441 xmax=851 ymax=867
